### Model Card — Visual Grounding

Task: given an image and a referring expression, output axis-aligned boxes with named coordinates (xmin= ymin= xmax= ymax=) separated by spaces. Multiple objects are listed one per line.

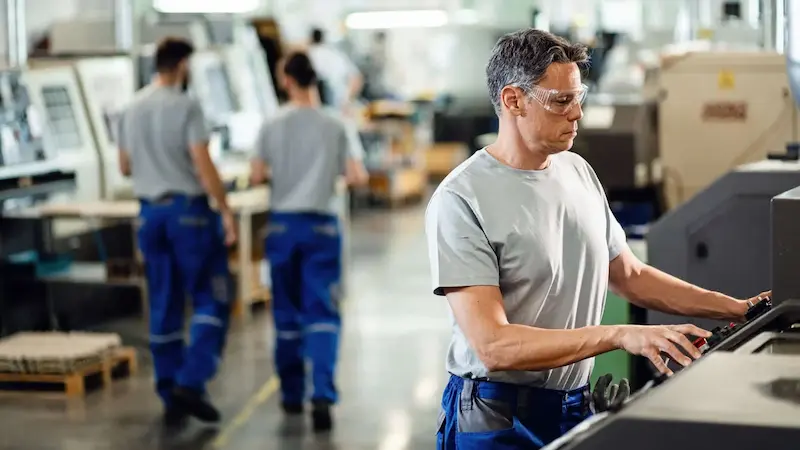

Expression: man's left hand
xmin=734 ymin=290 xmax=772 ymax=322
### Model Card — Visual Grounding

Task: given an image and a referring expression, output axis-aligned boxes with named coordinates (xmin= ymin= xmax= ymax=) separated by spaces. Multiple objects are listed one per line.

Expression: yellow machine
xmin=658 ymin=50 xmax=800 ymax=209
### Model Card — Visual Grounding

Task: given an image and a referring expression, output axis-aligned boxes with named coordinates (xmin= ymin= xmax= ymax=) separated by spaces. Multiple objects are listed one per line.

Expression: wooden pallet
xmin=0 ymin=347 xmax=137 ymax=397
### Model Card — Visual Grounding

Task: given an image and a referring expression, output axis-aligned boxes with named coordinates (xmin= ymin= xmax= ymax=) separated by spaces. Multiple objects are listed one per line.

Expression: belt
xmin=454 ymin=375 xmax=591 ymax=416
xmin=140 ymin=193 xmax=207 ymax=206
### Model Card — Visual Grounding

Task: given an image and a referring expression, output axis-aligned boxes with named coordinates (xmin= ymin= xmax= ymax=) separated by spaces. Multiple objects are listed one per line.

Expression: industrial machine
xmin=541 ymin=186 xmax=800 ymax=449
xmin=224 ymin=24 xmax=280 ymax=121
xmin=646 ymin=160 xmax=800 ymax=331
xmin=658 ymin=50 xmax=800 ymax=210
xmin=188 ymin=48 xmax=253 ymax=182
xmin=573 ymin=93 xmax=662 ymax=229
xmin=18 ymin=66 xmax=101 ymax=205
xmin=772 ymin=186 xmax=800 ymax=306
xmin=0 ymin=68 xmax=140 ymax=335
xmin=28 ymin=56 xmax=137 ymax=200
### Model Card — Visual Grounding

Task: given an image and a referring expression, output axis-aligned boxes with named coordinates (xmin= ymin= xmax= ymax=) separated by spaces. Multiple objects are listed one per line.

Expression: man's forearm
xmin=478 ymin=324 xmax=620 ymax=372
xmin=198 ymin=165 xmax=231 ymax=213
xmin=616 ymin=265 xmax=743 ymax=320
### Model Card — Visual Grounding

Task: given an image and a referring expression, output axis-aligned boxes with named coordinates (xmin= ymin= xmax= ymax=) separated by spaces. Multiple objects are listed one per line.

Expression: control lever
xmin=692 ymin=295 xmax=773 ymax=354
xmin=654 ymin=295 xmax=773 ymax=379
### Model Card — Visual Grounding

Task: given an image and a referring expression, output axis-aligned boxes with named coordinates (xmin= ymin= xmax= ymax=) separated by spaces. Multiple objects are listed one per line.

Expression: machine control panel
xmin=693 ymin=296 xmax=773 ymax=353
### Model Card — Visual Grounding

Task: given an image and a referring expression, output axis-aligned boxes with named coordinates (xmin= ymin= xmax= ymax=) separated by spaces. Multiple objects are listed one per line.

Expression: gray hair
xmin=486 ymin=29 xmax=589 ymax=115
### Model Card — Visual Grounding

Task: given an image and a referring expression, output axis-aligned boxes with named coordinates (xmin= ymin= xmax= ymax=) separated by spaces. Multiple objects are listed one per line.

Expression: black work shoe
xmin=281 ymin=402 xmax=304 ymax=415
xmin=163 ymin=407 xmax=189 ymax=429
xmin=311 ymin=401 xmax=333 ymax=432
xmin=172 ymin=386 xmax=221 ymax=423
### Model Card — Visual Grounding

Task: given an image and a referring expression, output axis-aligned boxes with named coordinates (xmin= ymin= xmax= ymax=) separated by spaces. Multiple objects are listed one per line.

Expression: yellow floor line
xmin=212 ymin=375 xmax=280 ymax=448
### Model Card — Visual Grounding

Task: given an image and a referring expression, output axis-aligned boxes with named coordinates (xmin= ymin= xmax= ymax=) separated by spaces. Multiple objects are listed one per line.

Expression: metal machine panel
xmin=20 ymin=66 xmax=100 ymax=204
xmin=554 ymin=353 xmax=800 ymax=450
xmin=222 ymin=45 xmax=279 ymax=119
xmin=658 ymin=51 xmax=800 ymax=210
xmin=772 ymin=186 xmax=800 ymax=305
xmin=546 ymin=301 xmax=800 ymax=450
xmin=219 ymin=46 xmax=276 ymax=152
xmin=190 ymin=50 xmax=238 ymax=127
xmin=647 ymin=161 xmax=800 ymax=331
xmin=74 ymin=57 xmax=136 ymax=199
xmin=573 ymin=96 xmax=659 ymax=190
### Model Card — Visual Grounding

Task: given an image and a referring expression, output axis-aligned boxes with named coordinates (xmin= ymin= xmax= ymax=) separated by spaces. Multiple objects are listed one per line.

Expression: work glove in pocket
xmin=591 ymin=373 xmax=630 ymax=413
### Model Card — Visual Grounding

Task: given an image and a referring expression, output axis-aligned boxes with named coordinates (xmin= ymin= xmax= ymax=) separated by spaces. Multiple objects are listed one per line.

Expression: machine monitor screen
xmin=204 ymin=63 xmax=236 ymax=117
xmin=0 ymin=72 xmax=47 ymax=167
xmin=722 ymin=1 xmax=742 ymax=19
xmin=41 ymin=85 xmax=83 ymax=150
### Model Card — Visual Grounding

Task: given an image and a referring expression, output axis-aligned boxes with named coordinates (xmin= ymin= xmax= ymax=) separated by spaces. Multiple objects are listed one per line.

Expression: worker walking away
xmin=116 ymin=37 xmax=238 ymax=427
xmin=307 ymin=27 xmax=363 ymax=112
xmin=250 ymin=51 xmax=368 ymax=432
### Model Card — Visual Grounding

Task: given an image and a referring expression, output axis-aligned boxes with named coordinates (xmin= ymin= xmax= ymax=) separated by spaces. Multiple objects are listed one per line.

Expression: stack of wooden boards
xmin=0 ymin=332 xmax=137 ymax=397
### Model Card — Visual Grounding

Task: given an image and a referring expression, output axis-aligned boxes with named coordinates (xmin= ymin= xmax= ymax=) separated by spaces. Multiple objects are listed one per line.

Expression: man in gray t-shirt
xmin=426 ymin=29 xmax=769 ymax=450
xmin=117 ymin=37 xmax=237 ymax=427
xmin=249 ymin=51 xmax=368 ymax=432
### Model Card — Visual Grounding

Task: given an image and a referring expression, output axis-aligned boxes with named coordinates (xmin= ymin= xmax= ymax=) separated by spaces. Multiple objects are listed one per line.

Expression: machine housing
xmin=658 ymin=50 xmax=800 ymax=210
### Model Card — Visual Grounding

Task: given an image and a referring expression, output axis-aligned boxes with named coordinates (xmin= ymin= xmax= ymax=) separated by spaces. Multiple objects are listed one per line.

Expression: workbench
xmin=13 ymin=187 xmax=271 ymax=321
xmin=9 ymin=178 xmax=351 ymax=324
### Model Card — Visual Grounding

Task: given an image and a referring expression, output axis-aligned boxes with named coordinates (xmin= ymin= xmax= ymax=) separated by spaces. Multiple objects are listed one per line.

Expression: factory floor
xmin=0 ymin=204 xmax=449 ymax=450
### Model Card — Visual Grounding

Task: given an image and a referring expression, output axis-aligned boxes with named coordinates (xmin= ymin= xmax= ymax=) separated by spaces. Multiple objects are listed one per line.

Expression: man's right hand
xmin=221 ymin=210 xmax=238 ymax=246
xmin=613 ymin=324 xmax=712 ymax=376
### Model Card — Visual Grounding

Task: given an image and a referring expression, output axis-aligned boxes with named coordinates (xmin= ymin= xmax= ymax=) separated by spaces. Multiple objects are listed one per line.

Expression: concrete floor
xmin=0 ymin=204 xmax=450 ymax=450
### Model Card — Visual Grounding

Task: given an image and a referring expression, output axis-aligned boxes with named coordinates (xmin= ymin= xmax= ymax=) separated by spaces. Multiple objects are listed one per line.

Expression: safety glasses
xmin=528 ymin=83 xmax=589 ymax=115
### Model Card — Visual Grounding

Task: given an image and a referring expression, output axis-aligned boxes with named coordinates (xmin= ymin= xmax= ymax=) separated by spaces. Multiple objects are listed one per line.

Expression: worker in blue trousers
xmin=250 ymin=51 xmax=369 ymax=432
xmin=116 ymin=37 xmax=238 ymax=427
xmin=425 ymin=28 xmax=771 ymax=449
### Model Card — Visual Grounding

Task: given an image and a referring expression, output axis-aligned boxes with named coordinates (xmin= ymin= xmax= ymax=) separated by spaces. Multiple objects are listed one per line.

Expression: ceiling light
xmin=345 ymin=10 xmax=449 ymax=30
xmin=153 ymin=0 xmax=260 ymax=14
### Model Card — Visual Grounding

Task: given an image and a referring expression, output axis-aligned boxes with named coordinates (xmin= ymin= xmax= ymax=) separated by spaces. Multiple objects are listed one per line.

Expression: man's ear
xmin=500 ymin=86 xmax=526 ymax=117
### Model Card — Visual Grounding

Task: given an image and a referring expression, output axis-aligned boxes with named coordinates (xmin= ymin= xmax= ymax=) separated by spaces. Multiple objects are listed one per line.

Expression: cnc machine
xmin=19 ymin=66 xmax=101 ymax=204
xmin=27 ymin=56 xmax=137 ymax=200
xmin=542 ymin=185 xmax=800 ymax=450
xmin=646 ymin=160 xmax=800 ymax=332
xmin=658 ymin=50 xmax=800 ymax=210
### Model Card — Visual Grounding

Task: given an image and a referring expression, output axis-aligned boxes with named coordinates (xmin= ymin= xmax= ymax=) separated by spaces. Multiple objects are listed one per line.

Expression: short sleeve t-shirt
xmin=424 ymin=149 xmax=628 ymax=391
xmin=117 ymin=85 xmax=210 ymax=200
xmin=252 ymin=105 xmax=364 ymax=214
xmin=308 ymin=45 xmax=360 ymax=108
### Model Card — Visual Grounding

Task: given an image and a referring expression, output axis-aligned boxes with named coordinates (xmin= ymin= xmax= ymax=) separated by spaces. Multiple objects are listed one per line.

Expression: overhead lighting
xmin=345 ymin=10 xmax=449 ymax=29
xmin=153 ymin=0 xmax=260 ymax=14
xmin=452 ymin=9 xmax=480 ymax=25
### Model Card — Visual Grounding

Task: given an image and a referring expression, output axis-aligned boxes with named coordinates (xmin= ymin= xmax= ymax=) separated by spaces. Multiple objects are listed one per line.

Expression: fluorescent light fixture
xmin=153 ymin=0 xmax=260 ymax=14
xmin=345 ymin=10 xmax=449 ymax=29
xmin=452 ymin=9 xmax=479 ymax=25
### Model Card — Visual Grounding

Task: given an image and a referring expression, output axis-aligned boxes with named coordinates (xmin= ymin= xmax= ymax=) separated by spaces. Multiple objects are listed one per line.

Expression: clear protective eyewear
xmin=528 ymin=83 xmax=589 ymax=115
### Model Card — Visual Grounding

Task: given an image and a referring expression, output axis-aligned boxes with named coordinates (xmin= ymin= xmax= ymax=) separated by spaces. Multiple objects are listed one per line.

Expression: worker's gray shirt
xmin=117 ymin=85 xmax=209 ymax=200
xmin=253 ymin=105 xmax=364 ymax=215
xmin=425 ymin=149 xmax=628 ymax=391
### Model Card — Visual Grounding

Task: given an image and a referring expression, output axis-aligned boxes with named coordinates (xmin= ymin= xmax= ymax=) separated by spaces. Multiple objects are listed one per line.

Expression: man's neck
xmin=289 ymin=88 xmax=320 ymax=108
xmin=488 ymin=120 xmax=550 ymax=171
xmin=154 ymin=73 xmax=180 ymax=88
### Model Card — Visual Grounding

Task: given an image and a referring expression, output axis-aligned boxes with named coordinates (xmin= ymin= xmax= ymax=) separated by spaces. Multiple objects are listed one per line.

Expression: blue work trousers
xmin=264 ymin=212 xmax=342 ymax=405
xmin=437 ymin=375 xmax=592 ymax=449
xmin=137 ymin=195 xmax=232 ymax=405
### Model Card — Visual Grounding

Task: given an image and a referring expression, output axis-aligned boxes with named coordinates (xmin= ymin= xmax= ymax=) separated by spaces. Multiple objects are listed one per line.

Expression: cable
xmin=728 ymin=99 xmax=792 ymax=169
